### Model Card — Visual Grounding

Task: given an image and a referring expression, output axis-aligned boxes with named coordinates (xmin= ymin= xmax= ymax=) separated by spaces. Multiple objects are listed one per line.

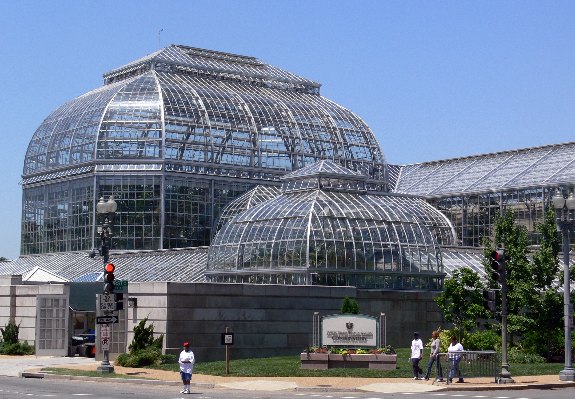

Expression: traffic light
xmin=115 ymin=293 xmax=124 ymax=310
xmin=490 ymin=248 xmax=505 ymax=284
xmin=104 ymin=263 xmax=115 ymax=293
xmin=483 ymin=289 xmax=496 ymax=312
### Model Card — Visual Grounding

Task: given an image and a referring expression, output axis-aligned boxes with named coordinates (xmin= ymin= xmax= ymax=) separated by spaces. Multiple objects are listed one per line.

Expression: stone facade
xmin=128 ymin=282 xmax=444 ymax=361
xmin=0 ymin=275 xmax=68 ymax=345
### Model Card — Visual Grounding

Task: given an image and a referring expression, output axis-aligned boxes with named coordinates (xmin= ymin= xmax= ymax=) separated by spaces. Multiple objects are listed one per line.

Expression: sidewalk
xmin=21 ymin=360 xmax=575 ymax=394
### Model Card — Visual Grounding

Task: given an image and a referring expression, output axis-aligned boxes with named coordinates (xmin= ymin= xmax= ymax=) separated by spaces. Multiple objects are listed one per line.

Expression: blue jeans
xmin=425 ymin=355 xmax=443 ymax=380
xmin=449 ymin=357 xmax=462 ymax=381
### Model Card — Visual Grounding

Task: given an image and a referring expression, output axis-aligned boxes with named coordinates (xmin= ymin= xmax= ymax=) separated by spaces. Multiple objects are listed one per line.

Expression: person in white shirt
xmin=447 ymin=336 xmax=464 ymax=383
xmin=179 ymin=341 xmax=195 ymax=394
xmin=410 ymin=332 xmax=424 ymax=380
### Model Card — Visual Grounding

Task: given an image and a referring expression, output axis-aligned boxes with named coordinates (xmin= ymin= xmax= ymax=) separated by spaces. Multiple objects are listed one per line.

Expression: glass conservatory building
xmin=206 ymin=160 xmax=456 ymax=289
xmin=21 ymin=45 xmax=386 ymax=255
xmin=16 ymin=43 xmax=575 ymax=288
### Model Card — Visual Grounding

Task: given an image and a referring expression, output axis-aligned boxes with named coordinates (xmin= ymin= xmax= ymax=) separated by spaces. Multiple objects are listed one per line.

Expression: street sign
xmin=101 ymin=336 xmax=110 ymax=351
xmin=114 ymin=280 xmax=128 ymax=289
xmin=100 ymin=324 xmax=111 ymax=352
xmin=100 ymin=324 xmax=110 ymax=338
xmin=221 ymin=332 xmax=234 ymax=345
xmin=98 ymin=293 xmax=115 ymax=312
xmin=97 ymin=315 xmax=119 ymax=324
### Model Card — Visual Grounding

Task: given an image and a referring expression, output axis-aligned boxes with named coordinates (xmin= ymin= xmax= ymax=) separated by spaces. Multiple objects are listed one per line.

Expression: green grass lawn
xmin=151 ymin=347 xmax=566 ymax=378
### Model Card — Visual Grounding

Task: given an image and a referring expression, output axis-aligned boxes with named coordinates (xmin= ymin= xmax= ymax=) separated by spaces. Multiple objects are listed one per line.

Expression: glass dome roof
xmin=23 ymin=45 xmax=386 ymax=186
xmin=206 ymin=161 xmax=455 ymax=289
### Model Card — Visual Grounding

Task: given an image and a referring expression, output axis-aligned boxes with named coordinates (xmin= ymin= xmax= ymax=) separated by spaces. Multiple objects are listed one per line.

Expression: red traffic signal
xmin=104 ymin=263 xmax=115 ymax=273
xmin=104 ymin=263 xmax=115 ymax=293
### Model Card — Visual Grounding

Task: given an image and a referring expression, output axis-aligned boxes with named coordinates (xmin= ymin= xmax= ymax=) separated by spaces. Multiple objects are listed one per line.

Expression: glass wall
xmin=21 ymin=178 xmax=93 ymax=255
xmin=431 ymin=187 xmax=553 ymax=247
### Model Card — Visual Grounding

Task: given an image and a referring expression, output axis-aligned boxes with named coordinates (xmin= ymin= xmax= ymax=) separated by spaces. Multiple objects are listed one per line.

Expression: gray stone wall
xmin=0 ymin=276 xmax=68 ymax=344
xmin=127 ymin=282 xmax=444 ymax=361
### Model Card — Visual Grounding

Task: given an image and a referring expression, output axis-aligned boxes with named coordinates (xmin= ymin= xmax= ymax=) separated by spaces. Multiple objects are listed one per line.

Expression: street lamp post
xmin=96 ymin=195 xmax=117 ymax=374
xmin=552 ymin=189 xmax=575 ymax=382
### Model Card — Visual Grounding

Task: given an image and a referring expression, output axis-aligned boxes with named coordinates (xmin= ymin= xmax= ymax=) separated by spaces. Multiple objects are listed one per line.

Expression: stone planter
xmin=300 ymin=353 xmax=397 ymax=370
xmin=300 ymin=352 xmax=329 ymax=370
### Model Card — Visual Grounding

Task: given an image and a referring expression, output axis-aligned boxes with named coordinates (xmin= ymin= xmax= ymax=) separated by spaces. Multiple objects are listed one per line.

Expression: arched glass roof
xmin=24 ymin=45 xmax=386 ymax=186
xmin=393 ymin=142 xmax=575 ymax=197
xmin=206 ymin=161 xmax=454 ymax=289
xmin=216 ymin=185 xmax=281 ymax=231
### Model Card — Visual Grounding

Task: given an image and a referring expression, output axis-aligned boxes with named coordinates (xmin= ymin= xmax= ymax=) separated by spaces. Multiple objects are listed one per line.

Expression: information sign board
xmin=99 ymin=293 xmax=115 ymax=312
xmin=221 ymin=332 xmax=234 ymax=345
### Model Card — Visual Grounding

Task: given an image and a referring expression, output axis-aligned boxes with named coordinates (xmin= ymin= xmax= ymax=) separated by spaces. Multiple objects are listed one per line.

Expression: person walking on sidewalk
xmin=424 ymin=331 xmax=443 ymax=381
xmin=179 ymin=341 xmax=195 ymax=394
xmin=410 ymin=332 xmax=424 ymax=380
xmin=447 ymin=336 xmax=464 ymax=383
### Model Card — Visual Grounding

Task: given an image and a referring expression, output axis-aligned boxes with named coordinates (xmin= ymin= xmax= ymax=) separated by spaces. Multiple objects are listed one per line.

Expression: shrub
xmin=159 ymin=353 xmax=178 ymax=364
xmin=117 ymin=317 xmax=165 ymax=368
xmin=341 ymin=297 xmax=359 ymax=314
xmin=507 ymin=347 xmax=545 ymax=364
xmin=522 ymin=328 xmax=565 ymax=360
xmin=129 ymin=317 xmax=163 ymax=352
xmin=0 ymin=341 xmax=34 ymax=355
xmin=1 ymin=321 xmax=20 ymax=345
xmin=463 ymin=329 xmax=500 ymax=351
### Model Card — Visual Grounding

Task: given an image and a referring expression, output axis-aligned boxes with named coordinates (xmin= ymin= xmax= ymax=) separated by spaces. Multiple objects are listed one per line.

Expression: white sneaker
xmin=183 ymin=389 xmax=190 ymax=394
xmin=180 ymin=389 xmax=186 ymax=393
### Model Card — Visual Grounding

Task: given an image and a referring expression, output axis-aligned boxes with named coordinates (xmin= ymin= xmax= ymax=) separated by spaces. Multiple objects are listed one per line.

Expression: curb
xmin=20 ymin=372 xmax=575 ymax=392
xmin=437 ymin=381 xmax=575 ymax=392
xmin=20 ymin=372 xmax=214 ymax=389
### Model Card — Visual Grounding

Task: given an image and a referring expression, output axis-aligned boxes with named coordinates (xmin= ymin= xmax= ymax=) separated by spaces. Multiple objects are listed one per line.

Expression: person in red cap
xmin=178 ymin=341 xmax=195 ymax=394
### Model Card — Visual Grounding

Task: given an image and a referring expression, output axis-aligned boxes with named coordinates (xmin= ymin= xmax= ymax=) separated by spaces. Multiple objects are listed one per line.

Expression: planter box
xmin=300 ymin=353 xmax=397 ymax=370
xmin=300 ymin=352 xmax=329 ymax=370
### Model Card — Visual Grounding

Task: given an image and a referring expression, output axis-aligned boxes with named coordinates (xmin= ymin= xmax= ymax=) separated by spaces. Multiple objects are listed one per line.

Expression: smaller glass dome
xmin=206 ymin=161 xmax=455 ymax=289
xmin=216 ymin=185 xmax=281 ymax=231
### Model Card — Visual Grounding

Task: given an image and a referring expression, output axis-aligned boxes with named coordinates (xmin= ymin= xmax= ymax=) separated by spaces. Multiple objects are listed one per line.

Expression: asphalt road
xmin=2 ymin=376 xmax=575 ymax=399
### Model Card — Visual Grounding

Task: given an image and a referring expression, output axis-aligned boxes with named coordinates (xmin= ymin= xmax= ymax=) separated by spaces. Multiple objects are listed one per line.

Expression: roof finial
xmin=158 ymin=28 xmax=164 ymax=49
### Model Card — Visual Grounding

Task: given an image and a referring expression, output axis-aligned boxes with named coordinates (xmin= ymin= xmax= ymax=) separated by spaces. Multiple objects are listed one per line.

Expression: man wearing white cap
xmin=179 ymin=341 xmax=195 ymax=394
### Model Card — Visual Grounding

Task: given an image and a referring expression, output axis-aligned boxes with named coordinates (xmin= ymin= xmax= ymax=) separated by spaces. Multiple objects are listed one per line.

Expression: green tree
xmin=483 ymin=209 xmax=566 ymax=359
xmin=526 ymin=210 xmax=564 ymax=359
xmin=483 ymin=210 xmax=532 ymax=338
xmin=435 ymin=267 xmax=488 ymax=338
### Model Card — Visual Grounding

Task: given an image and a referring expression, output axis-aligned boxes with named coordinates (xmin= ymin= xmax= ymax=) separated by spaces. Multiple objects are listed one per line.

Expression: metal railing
xmin=433 ymin=351 xmax=499 ymax=384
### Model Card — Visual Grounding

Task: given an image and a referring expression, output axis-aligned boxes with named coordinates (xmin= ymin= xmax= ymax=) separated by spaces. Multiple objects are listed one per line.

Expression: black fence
xmin=432 ymin=351 xmax=499 ymax=384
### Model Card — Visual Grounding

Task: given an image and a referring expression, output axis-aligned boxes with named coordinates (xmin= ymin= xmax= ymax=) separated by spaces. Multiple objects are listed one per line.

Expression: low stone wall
xmin=300 ymin=353 xmax=397 ymax=370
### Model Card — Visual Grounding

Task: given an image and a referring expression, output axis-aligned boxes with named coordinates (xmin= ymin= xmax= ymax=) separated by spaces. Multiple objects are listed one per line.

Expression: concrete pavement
xmin=5 ymin=355 xmax=575 ymax=394
xmin=0 ymin=355 xmax=94 ymax=377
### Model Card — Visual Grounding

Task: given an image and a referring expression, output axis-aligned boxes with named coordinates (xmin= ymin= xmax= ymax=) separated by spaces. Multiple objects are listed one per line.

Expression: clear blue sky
xmin=1 ymin=1 xmax=574 ymax=259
